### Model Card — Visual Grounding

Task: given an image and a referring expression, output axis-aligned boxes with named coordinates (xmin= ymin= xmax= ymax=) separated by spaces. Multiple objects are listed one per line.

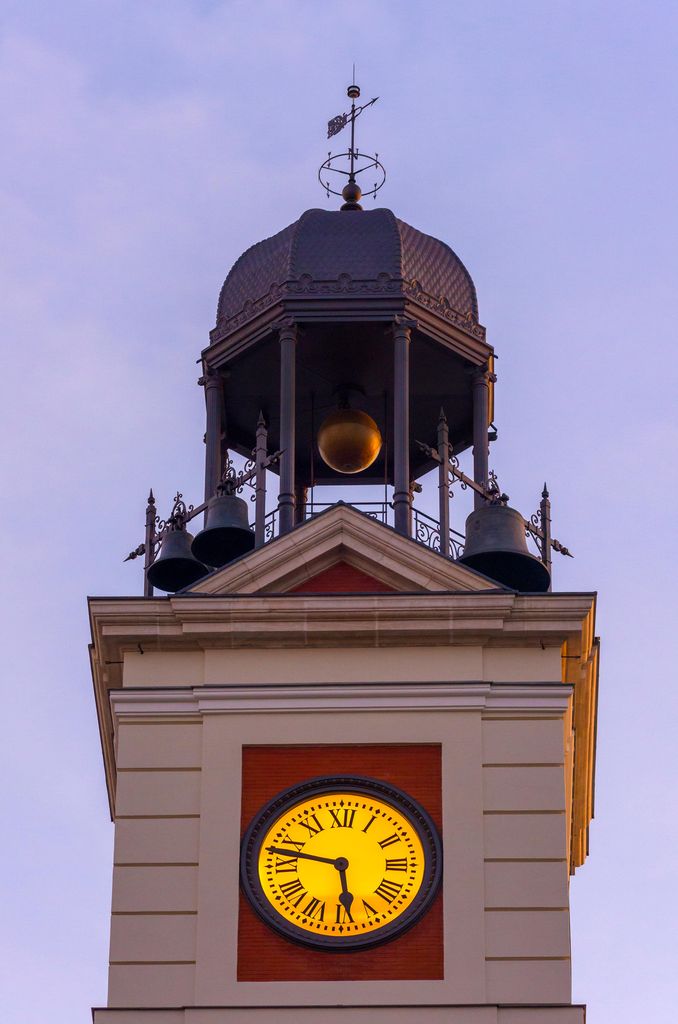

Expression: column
xmin=472 ymin=365 xmax=494 ymax=510
xmin=437 ymin=408 xmax=450 ymax=556
xmin=393 ymin=318 xmax=415 ymax=536
xmin=278 ymin=320 xmax=297 ymax=535
xmin=539 ymin=483 xmax=552 ymax=591
xmin=143 ymin=489 xmax=156 ymax=598
xmin=295 ymin=484 xmax=308 ymax=525
xmin=254 ymin=411 xmax=268 ymax=548
xmin=202 ymin=365 xmax=224 ymax=503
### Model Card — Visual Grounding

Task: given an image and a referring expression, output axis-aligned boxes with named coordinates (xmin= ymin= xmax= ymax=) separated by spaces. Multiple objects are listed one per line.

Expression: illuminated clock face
xmin=240 ymin=776 xmax=442 ymax=950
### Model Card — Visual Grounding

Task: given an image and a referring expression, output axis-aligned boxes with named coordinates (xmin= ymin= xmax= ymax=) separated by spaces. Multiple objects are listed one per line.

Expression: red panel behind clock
xmin=238 ymin=743 xmax=443 ymax=981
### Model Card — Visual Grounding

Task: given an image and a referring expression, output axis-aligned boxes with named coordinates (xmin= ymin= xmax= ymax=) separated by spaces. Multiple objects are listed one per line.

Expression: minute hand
xmin=266 ymin=845 xmax=347 ymax=868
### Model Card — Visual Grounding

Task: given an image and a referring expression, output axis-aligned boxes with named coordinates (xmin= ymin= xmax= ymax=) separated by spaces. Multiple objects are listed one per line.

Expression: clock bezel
xmin=239 ymin=774 xmax=443 ymax=951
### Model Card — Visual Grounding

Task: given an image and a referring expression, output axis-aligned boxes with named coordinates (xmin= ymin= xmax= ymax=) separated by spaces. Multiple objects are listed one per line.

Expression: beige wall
xmin=107 ymin=669 xmax=573 ymax=1014
xmin=121 ymin=645 xmax=563 ymax=688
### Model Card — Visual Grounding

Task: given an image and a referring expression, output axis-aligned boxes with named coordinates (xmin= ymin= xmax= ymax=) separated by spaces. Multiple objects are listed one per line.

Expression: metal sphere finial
xmin=341 ymin=179 xmax=362 ymax=211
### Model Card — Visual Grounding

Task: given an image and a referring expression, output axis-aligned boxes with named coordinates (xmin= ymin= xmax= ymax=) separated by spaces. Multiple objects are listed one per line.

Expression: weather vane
xmin=319 ymin=70 xmax=386 ymax=210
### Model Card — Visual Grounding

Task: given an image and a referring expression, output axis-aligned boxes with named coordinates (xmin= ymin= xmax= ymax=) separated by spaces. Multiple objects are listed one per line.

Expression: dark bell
xmin=459 ymin=504 xmax=551 ymax=593
xmin=147 ymin=526 xmax=208 ymax=593
xmin=191 ymin=491 xmax=255 ymax=568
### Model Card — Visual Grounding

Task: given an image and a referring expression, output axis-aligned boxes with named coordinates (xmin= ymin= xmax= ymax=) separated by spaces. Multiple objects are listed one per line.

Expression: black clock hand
xmin=266 ymin=845 xmax=346 ymax=868
xmin=338 ymin=866 xmax=354 ymax=914
xmin=266 ymin=847 xmax=355 ymax=909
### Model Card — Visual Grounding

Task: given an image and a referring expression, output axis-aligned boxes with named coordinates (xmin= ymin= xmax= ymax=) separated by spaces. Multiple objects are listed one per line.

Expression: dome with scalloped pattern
xmin=214 ymin=208 xmax=478 ymax=336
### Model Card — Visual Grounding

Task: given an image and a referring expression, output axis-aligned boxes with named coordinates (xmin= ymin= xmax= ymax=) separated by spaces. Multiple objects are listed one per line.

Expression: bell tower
xmin=90 ymin=83 xmax=599 ymax=1023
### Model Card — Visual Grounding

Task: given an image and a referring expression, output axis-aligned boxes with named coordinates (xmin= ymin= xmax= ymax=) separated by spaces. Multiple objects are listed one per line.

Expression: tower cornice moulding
xmin=109 ymin=681 xmax=574 ymax=719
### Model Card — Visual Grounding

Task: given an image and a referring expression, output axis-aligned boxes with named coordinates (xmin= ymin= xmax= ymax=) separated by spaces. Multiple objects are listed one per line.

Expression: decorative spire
xmin=319 ymin=75 xmax=386 ymax=210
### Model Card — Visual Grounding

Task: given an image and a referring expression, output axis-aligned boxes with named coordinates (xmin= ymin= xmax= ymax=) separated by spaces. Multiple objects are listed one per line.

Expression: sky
xmin=1 ymin=1 xmax=677 ymax=1020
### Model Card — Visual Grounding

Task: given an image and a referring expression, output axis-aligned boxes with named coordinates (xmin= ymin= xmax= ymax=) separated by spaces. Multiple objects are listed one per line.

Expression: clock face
xmin=240 ymin=776 xmax=442 ymax=950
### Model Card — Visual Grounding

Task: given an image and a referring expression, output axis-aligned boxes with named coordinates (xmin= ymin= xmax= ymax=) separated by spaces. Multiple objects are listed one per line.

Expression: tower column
xmin=202 ymin=365 xmax=224 ymax=502
xmin=472 ymin=364 xmax=494 ymax=509
xmin=254 ymin=412 xmax=268 ymax=548
xmin=437 ymin=409 xmax=450 ymax=556
xmin=278 ymin=320 xmax=297 ymax=535
xmin=393 ymin=318 xmax=415 ymax=536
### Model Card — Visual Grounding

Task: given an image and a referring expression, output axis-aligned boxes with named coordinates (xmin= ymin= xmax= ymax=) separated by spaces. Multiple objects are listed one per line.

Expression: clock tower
xmin=89 ymin=85 xmax=599 ymax=1023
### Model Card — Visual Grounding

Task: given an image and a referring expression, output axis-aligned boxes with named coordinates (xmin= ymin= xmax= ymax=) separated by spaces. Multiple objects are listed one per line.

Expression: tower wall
xmin=94 ymin=631 xmax=584 ymax=1022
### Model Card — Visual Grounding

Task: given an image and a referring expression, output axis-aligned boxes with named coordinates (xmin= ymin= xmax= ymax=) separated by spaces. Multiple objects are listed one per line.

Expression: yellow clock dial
xmin=241 ymin=777 xmax=441 ymax=950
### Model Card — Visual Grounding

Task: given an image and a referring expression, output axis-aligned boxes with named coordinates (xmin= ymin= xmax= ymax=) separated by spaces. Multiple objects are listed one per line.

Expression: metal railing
xmin=263 ymin=500 xmax=467 ymax=561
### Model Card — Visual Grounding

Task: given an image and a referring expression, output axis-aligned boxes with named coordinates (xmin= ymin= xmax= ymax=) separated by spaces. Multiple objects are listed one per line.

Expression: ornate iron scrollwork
xmin=413 ymin=508 xmax=441 ymax=553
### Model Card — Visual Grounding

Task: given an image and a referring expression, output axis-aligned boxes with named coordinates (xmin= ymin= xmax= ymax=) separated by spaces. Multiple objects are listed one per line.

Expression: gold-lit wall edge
xmin=562 ymin=601 xmax=600 ymax=874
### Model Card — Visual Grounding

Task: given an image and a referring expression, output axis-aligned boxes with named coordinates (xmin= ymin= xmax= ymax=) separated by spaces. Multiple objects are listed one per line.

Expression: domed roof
xmin=214 ymin=208 xmax=479 ymax=337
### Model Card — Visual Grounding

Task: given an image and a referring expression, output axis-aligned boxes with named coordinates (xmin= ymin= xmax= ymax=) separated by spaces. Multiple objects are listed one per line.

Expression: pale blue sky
xmin=1 ymin=2 xmax=676 ymax=1021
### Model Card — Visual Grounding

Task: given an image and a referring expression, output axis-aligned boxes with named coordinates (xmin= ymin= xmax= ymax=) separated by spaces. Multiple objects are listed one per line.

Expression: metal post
xmin=295 ymin=484 xmax=308 ymax=525
xmin=539 ymin=483 xmax=553 ymax=590
xmin=202 ymin=365 xmax=223 ymax=503
xmin=254 ymin=411 xmax=268 ymax=548
xmin=393 ymin=318 xmax=415 ymax=536
xmin=437 ymin=408 xmax=450 ymax=556
xmin=278 ymin=320 xmax=297 ymax=534
xmin=472 ymin=364 xmax=494 ymax=509
xmin=143 ymin=489 xmax=156 ymax=598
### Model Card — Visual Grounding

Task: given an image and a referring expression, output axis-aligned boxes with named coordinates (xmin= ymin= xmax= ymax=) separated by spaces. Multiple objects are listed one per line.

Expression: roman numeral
xmin=385 ymin=857 xmax=408 ymax=872
xmin=274 ymin=855 xmax=298 ymax=873
xmin=374 ymin=878 xmax=403 ymax=904
xmin=335 ymin=903 xmax=354 ymax=924
xmin=298 ymin=814 xmax=324 ymax=837
xmin=279 ymin=834 xmax=304 ymax=852
xmin=377 ymin=832 xmax=400 ymax=849
xmin=329 ymin=807 xmax=356 ymax=829
xmin=302 ymin=897 xmax=325 ymax=920
xmin=362 ymin=899 xmax=378 ymax=918
xmin=279 ymin=878 xmax=307 ymax=906
xmin=362 ymin=814 xmax=377 ymax=833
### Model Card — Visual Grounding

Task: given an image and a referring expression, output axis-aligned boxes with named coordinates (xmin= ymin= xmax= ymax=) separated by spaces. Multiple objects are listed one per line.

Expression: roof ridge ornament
xmin=319 ymin=74 xmax=386 ymax=210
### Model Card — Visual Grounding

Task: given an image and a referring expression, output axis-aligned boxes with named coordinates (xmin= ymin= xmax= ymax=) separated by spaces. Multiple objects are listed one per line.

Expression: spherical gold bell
xmin=317 ymin=408 xmax=382 ymax=474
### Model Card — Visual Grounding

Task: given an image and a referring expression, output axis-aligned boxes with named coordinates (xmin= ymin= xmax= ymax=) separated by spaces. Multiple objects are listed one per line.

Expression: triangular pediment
xmin=185 ymin=503 xmax=505 ymax=596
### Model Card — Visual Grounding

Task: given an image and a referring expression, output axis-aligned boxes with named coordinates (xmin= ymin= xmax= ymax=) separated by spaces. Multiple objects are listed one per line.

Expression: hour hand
xmin=338 ymin=867 xmax=354 ymax=914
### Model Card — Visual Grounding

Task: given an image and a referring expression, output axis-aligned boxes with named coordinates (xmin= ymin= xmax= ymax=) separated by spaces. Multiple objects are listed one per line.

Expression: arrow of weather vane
xmin=327 ymin=96 xmax=379 ymax=139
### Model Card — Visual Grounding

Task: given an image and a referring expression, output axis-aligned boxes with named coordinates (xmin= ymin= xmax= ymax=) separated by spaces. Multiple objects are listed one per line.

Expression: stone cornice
xmin=110 ymin=681 xmax=573 ymax=719
xmin=89 ymin=591 xmax=595 ymax=662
